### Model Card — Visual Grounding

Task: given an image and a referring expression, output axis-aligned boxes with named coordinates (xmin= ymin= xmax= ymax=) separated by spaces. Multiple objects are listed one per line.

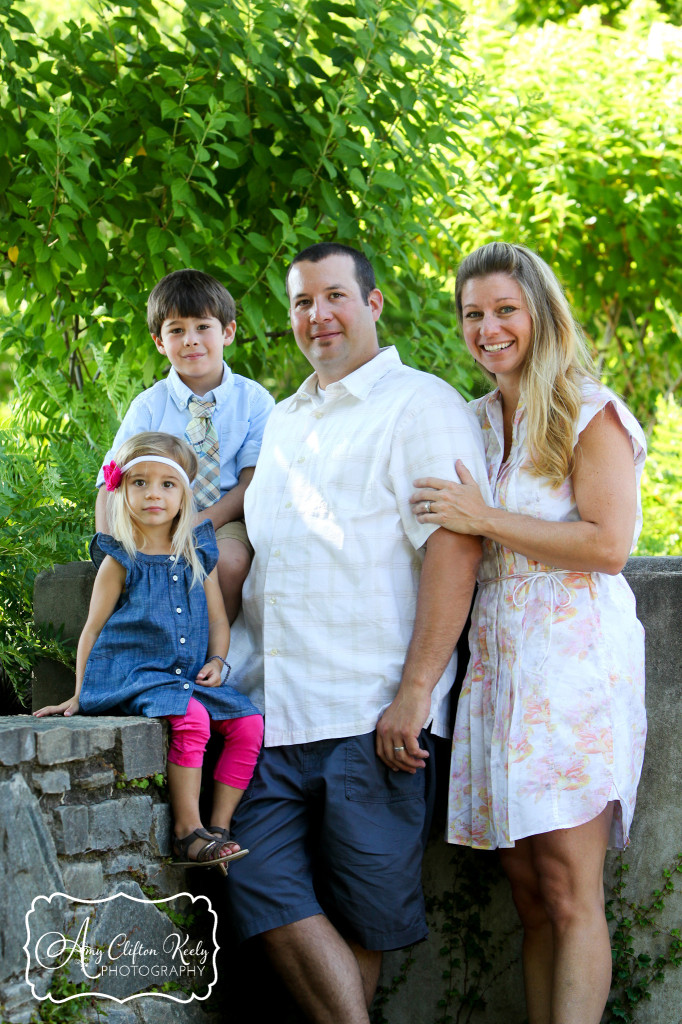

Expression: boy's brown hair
xmin=147 ymin=269 xmax=236 ymax=336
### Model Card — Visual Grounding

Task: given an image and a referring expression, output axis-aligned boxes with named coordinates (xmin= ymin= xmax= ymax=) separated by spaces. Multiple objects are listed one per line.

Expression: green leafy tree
xmin=447 ymin=0 xmax=682 ymax=433
xmin=0 ymin=0 xmax=473 ymax=698
xmin=636 ymin=395 xmax=682 ymax=554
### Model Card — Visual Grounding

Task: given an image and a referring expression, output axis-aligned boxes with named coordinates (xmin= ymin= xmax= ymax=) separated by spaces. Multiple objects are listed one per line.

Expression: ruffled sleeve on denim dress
xmin=79 ymin=520 xmax=259 ymax=722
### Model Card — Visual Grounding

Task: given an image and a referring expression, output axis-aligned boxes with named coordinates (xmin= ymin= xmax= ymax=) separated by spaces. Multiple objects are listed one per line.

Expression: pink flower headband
xmin=102 ymin=456 xmax=192 ymax=492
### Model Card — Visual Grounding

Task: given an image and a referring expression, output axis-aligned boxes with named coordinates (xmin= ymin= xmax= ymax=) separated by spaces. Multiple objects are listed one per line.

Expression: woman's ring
xmin=424 ymin=501 xmax=432 ymax=514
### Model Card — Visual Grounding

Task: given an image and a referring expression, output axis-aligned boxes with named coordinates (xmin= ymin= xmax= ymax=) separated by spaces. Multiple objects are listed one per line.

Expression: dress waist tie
xmin=478 ymin=570 xmax=591 ymax=672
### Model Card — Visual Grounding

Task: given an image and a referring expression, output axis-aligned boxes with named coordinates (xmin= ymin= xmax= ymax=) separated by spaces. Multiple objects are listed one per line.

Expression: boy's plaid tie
xmin=185 ymin=397 xmax=220 ymax=509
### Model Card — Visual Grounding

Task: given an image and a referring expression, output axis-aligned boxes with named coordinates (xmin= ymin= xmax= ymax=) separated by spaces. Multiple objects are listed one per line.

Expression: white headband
xmin=121 ymin=456 xmax=191 ymax=489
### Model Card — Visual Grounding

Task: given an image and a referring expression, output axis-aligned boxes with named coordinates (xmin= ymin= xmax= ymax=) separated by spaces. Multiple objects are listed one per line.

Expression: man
xmin=227 ymin=243 xmax=490 ymax=1023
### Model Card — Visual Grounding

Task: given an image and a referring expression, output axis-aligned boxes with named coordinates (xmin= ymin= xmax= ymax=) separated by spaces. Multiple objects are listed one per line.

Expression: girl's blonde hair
xmin=107 ymin=432 xmax=205 ymax=586
xmin=455 ymin=242 xmax=599 ymax=486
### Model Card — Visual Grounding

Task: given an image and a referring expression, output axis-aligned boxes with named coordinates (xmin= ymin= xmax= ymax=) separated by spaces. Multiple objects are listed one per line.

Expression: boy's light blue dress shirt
xmin=96 ymin=362 xmax=274 ymax=494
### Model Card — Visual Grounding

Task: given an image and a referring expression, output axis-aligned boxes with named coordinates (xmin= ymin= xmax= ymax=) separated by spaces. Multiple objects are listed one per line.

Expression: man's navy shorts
xmin=226 ymin=729 xmax=437 ymax=951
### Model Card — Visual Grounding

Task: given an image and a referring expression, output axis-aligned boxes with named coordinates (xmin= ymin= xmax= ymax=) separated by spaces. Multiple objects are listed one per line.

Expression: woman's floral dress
xmin=447 ymin=381 xmax=647 ymax=850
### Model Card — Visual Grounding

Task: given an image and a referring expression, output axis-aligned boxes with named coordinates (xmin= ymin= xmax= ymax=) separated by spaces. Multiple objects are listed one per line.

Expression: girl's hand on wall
xmin=195 ymin=661 xmax=223 ymax=687
xmin=33 ymin=696 xmax=80 ymax=717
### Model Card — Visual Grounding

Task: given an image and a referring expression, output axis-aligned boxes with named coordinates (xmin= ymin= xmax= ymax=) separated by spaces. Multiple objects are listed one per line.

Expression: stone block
xmin=32 ymin=768 xmax=71 ymax=794
xmin=143 ymin=861 xmax=189 ymax=897
xmin=32 ymin=561 xmax=97 ymax=710
xmin=31 ymin=658 xmax=78 ymax=713
xmin=83 ymin=1008 xmax=137 ymax=1024
xmin=2 ymin=1005 xmax=33 ymax=1024
xmin=33 ymin=718 xmax=116 ymax=764
xmin=83 ymin=882 xmax=206 ymax=1001
xmin=53 ymin=804 xmax=89 ymax=856
xmin=61 ymin=861 xmax=104 ymax=899
xmin=0 ymin=978 xmax=35 ymax=1020
xmin=74 ymin=767 xmax=115 ymax=790
xmin=0 ymin=773 xmax=64 ymax=983
xmin=88 ymin=795 xmax=153 ymax=851
xmin=133 ymin=995 xmax=220 ymax=1024
xmin=118 ymin=719 xmax=166 ymax=779
xmin=0 ymin=719 xmax=35 ymax=765
xmin=151 ymin=803 xmax=172 ymax=857
xmin=33 ymin=561 xmax=97 ymax=641
xmin=105 ymin=851 xmax=148 ymax=876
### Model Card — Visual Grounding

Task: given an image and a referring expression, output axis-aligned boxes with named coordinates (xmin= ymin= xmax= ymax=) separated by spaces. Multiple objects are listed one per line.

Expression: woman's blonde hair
xmin=455 ymin=242 xmax=598 ymax=486
xmin=107 ymin=432 xmax=205 ymax=587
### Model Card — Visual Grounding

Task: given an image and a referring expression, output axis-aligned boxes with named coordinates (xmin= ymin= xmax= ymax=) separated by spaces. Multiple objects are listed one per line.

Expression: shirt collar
xmin=168 ymin=362 xmax=233 ymax=410
xmin=289 ymin=347 xmax=402 ymax=410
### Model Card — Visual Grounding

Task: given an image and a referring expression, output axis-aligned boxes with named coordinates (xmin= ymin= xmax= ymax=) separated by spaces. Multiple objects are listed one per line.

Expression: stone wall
xmin=5 ymin=555 xmax=681 ymax=1024
xmin=0 ymin=715 xmax=221 ymax=1024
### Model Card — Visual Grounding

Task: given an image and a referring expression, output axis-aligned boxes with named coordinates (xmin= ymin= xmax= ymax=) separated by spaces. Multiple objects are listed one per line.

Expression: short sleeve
xmin=192 ymin=520 xmax=219 ymax=574
xmin=234 ymin=381 xmax=275 ymax=475
xmin=575 ymin=382 xmax=647 ymax=550
xmin=90 ymin=533 xmax=134 ymax=581
xmin=389 ymin=375 xmax=492 ymax=551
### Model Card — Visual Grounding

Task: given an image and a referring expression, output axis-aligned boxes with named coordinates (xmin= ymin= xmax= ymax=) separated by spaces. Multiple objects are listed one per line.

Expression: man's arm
xmin=194 ymin=466 xmax=255 ymax=530
xmin=375 ymin=527 xmax=481 ymax=773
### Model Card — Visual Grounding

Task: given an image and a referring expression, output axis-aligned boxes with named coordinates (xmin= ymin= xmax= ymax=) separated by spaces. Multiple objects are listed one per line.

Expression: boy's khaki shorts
xmin=214 ymin=519 xmax=254 ymax=559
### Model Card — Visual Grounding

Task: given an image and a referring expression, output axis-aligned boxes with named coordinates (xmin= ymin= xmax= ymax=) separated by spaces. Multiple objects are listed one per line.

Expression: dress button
xmin=180 ymin=637 xmax=186 ymax=644
xmin=172 ymin=575 xmax=178 ymax=582
xmin=175 ymin=668 xmax=182 ymax=675
xmin=176 ymin=607 xmax=182 ymax=614
xmin=183 ymin=683 xmax=190 ymax=690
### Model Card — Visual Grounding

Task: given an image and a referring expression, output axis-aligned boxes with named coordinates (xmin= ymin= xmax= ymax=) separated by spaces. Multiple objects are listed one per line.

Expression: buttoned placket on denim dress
xmin=78 ymin=520 xmax=257 ymax=722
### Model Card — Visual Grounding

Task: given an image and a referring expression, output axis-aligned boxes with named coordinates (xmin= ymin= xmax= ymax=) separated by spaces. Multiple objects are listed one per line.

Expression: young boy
xmin=95 ymin=268 xmax=274 ymax=622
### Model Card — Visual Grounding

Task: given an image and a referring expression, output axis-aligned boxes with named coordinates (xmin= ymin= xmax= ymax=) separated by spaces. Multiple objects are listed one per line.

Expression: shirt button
xmin=269 ymin=597 xmax=276 ymax=604
xmin=285 ymin=502 xmax=292 ymax=509
xmin=297 ymin=456 xmax=305 ymax=463
xmin=183 ymin=683 xmax=190 ymax=690
xmin=170 ymin=555 xmax=176 ymax=561
xmin=314 ymin=412 xmax=323 ymax=419
xmin=172 ymin=575 xmax=178 ymax=582
xmin=273 ymin=549 xmax=281 ymax=557
xmin=176 ymin=607 xmax=182 ymax=614
xmin=175 ymin=668 xmax=182 ymax=675
xmin=270 ymin=649 xmax=278 ymax=656
xmin=180 ymin=637 xmax=186 ymax=644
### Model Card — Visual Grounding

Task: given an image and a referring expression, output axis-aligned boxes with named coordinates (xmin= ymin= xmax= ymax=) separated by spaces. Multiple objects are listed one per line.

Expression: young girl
xmin=35 ymin=431 xmax=264 ymax=874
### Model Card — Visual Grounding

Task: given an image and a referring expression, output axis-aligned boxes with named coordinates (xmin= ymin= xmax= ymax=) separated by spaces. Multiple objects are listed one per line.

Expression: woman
xmin=411 ymin=242 xmax=647 ymax=1024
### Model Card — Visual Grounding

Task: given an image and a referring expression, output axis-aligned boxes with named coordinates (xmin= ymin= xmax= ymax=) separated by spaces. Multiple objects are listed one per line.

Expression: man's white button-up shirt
xmin=232 ymin=347 xmax=491 ymax=747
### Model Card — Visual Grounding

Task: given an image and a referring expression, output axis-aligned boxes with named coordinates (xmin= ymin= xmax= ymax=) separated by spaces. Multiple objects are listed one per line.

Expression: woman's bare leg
xmin=500 ymin=803 xmax=614 ymax=1024
xmin=500 ymin=839 xmax=553 ymax=1024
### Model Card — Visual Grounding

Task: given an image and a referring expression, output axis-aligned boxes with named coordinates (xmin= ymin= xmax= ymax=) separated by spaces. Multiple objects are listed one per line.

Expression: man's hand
xmin=375 ymin=687 xmax=432 ymax=774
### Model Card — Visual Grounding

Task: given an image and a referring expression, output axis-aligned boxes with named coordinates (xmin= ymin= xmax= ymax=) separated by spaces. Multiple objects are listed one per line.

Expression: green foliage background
xmin=1 ymin=0 xmax=681 ymax=703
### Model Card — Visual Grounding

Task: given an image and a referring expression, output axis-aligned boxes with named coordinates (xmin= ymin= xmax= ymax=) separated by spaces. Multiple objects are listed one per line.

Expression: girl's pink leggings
xmin=165 ymin=697 xmax=263 ymax=790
